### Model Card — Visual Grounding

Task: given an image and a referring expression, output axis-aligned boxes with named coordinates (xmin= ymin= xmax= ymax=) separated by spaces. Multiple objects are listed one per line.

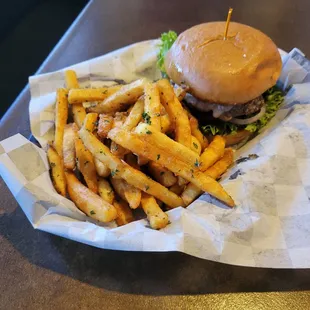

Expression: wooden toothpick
xmin=223 ymin=8 xmax=233 ymax=40
xmin=199 ymin=7 xmax=234 ymax=48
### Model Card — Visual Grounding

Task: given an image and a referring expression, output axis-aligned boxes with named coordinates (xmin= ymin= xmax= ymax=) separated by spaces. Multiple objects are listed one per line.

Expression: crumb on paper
xmin=229 ymin=169 xmax=245 ymax=180
xmin=236 ymin=154 xmax=259 ymax=164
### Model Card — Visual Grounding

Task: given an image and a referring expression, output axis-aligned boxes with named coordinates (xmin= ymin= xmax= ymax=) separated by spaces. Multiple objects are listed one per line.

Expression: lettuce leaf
xmin=157 ymin=31 xmax=178 ymax=74
xmin=201 ymin=122 xmax=239 ymax=136
xmin=245 ymin=87 xmax=284 ymax=133
xmin=201 ymin=87 xmax=285 ymax=136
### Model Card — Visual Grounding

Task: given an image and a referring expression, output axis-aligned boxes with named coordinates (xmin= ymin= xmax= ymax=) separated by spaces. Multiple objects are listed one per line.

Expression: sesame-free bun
xmin=165 ymin=22 xmax=282 ymax=105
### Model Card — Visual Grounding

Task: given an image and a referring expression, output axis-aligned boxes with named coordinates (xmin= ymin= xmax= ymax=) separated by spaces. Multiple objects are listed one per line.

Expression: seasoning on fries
xmin=65 ymin=171 xmax=117 ymax=222
xmin=47 ymin=145 xmax=66 ymax=197
xmin=48 ymin=69 xmax=236 ymax=229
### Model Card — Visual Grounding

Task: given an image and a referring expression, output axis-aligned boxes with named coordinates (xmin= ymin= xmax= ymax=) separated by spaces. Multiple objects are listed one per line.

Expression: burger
xmin=157 ymin=22 xmax=284 ymax=147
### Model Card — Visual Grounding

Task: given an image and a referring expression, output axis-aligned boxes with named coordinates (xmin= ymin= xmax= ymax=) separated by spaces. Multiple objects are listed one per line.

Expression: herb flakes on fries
xmin=48 ymin=69 xmax=236 ymax=230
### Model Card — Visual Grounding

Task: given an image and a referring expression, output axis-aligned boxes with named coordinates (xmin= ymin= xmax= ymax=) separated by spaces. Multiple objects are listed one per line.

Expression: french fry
xmin=181 ymin=183 xmax=201 ymax=206
xmin=205 ymin=148 xmax=234 ymax=179
xmin=94 ymin=158 xmax=110 ymax=177
xmin=159 ymin=104 xmax=166 ymax=115
xmin=97 ymin=114 xmax=114 ymax=139
xmin=72 ymin=104 xmax=86 ymax=129
xmin=119 ymin=164 xmax=184 ymax=209
xmin=181 ymin=148 xmax=235 ymax=205
xmin=68 ymin=85 xmax=122 ymax=104
xmin=98 ymin=178 xmax=115 ymax=204
xmin=82 ymin=112 xmax=98 ymax=132
xmin=47 ymin=145 xmax=66 ymax=197
xmin=54 ymin=88 xmax=69 ymax=156
xmin=110 ymin=141 xmax=129 ymax=158
xmin=78 ymin=128 xmax=184 ymax=208
xmin=110 ymin=177 xmax=141 ymax=209
xmin=63 ymin=123 xmax=78 ymax=170
xmin=65 ymin=171 xmax=117 ymax=222
xmin=160 ymin=113 xmax=172 ymax=133
xmin=188 ymin=113 xmax=209 ymax=150
xmin=82 ymin=101 xmax=96 ymax=109
xmin=122 ymin=97 xmax=144 ymax=130
xmin=148 ymin=161 xmax=177 ymax=187
xmin=157 ymin=79 xmax=176 ymax=123
xmin=113 ymin=112 xmax=128 ymax=128
xmin=88 ymin=79 xmax=146 ymax=113
xmin=75 ymin=137 xmax=98 ymax=193
xmin=200 ymin=136 xmax=225 ymax=171
xmin=110 ymin=141 xmax=120 ymax=154
xmin=144 ymin=82 xmax=161 ymax=130
xmin=169 ymin=183 xmax=185 ymax=196
xmin=108 ymin=125 xmax=235 ymax=207
xmin=113 ymin=198 xmax=134 ymax=226
xmin=178 ymin=177 xmax=188 ymax=187
xmin=81 ymin=88 xmax=123 ymax=109
xmin=137 ymin=155 xmax=149 ymax=166
xmin=178 ymin=111 xmax=193 ymax=187
xmin=190 ymin=135 xmax=202 ymax=155
xmin=110 ymin=112 xmax=129 ymax=157
xmin=64 ymin=70 xmax=87 ymax=130
xmin=159 ymin=104 xmax=172 ymax=133
xmin=65 ymin=70 xmax=79 ymax=89
xmin=125 ymin=102 xmax=148 ymax=166
xmin=125 ymin=153 xmax=140 ymax=170
xmin=133 ymin=123 xmax=199 ymax=166
xmin=157 ymin=79 xmax=191 ymax=148
xmin=140 ymin=193 xmax=169 ymax=229
xmin=50 ymin=74 xmax=236 ymax=227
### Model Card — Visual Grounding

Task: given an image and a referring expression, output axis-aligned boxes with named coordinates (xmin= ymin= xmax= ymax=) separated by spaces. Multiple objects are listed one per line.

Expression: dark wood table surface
xmin=1 ymin=0 xmax=310 ymax=309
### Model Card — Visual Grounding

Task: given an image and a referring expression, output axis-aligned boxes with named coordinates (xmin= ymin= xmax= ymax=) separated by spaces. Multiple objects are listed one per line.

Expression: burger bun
xmin=165 ymin=22 xmax=282 ymax=105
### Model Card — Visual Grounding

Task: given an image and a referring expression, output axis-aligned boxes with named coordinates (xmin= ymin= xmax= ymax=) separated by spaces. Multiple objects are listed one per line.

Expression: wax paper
xmin=1 ymin=40 xmax=310 ymax=268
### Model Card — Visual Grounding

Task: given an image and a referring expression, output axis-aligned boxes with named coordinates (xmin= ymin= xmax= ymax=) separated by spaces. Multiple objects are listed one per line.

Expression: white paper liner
xmin=1 ymin=40 xmax=310 ymax=268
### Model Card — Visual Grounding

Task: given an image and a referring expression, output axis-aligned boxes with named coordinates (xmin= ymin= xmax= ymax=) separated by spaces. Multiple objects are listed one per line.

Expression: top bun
xmin=165 ymin=22 xmax=282 ymax=105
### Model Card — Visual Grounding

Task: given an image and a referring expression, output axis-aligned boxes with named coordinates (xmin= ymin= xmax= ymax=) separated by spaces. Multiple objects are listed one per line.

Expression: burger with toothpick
xmin=157 ymin=9 xmax=284 ymax=147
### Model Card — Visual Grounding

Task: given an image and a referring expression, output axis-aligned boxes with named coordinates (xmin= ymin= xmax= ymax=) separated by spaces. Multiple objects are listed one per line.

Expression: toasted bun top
xmin=165 ymin=22 xmax=282 ymax=105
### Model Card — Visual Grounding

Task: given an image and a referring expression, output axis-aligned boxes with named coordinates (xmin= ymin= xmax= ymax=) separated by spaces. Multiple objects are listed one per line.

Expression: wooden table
xmin=1 ymin=0 xmax=310 ymax=309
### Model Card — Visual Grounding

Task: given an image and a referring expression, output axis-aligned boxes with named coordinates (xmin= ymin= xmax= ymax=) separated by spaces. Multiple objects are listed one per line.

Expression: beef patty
xmin=184 ymin=93 xmax=265 ymax=121
xmin=219 ymin=96 xmax=265 ymax=121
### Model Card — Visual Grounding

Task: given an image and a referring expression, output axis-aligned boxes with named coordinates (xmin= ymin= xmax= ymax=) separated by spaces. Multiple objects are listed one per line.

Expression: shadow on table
xmin=1 ymin=206 xmax=310 ymax=295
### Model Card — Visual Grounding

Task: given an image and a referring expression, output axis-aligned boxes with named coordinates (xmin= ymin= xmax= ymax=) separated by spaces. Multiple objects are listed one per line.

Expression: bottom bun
xmin=223 ymin=130 xmax=253 ymax=147
xmin=207 ymin=130 xmax=253 ymax=148
xmin=206 ymin=130 xmax=254 ymax=149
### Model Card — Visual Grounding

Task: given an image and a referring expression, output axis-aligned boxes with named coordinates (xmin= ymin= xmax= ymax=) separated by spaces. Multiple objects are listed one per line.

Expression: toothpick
xmin=223 ymin=8 xmax=233 ymax=40
xmin=199 ymin=7 xmax=234 ymax=48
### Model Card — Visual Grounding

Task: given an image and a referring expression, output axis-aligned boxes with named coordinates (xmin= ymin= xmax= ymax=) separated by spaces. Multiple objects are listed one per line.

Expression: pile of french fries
xmin=47 ymin=70 xmax=235 ymax=230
